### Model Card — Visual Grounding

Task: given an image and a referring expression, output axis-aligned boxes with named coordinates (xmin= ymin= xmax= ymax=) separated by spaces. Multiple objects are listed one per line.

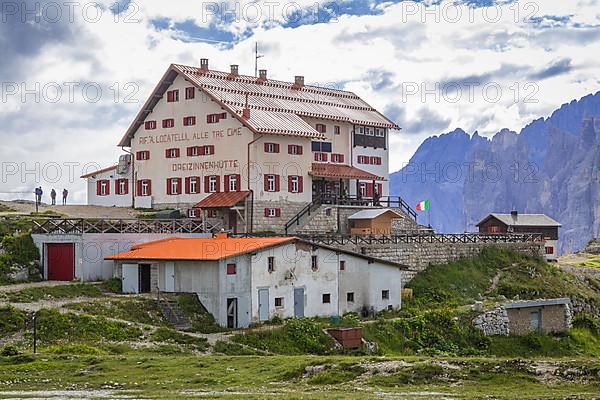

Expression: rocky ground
xmin=0 ymin=200 xmax=137 ymax=219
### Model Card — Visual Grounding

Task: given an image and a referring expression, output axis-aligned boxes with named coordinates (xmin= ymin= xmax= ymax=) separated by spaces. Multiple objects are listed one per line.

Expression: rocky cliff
xmin=391 ymin=92 xmax=600 ymax=254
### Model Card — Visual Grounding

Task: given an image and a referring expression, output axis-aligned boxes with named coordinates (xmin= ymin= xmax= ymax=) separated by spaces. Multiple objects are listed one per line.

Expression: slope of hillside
xmin=391 ymin=92 xmax=600 ymax=253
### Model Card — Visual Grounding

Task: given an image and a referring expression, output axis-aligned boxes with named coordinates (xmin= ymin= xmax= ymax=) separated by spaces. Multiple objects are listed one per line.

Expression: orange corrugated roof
xmin=105 ymin=236 xmax=296 ymax=261
xmin=309 ymin=163 xmax=384 ymax=180
xmin=193 ymin=191 xmax=251 ymax=209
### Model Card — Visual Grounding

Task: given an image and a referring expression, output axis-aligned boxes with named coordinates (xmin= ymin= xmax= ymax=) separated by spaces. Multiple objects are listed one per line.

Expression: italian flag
xmin=416 ymin=200 xmax=430 ymax=211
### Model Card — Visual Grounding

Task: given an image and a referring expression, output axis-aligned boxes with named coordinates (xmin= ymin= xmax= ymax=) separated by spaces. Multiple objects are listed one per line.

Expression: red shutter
xmin=208 ymin=145 xmax=215 ymax=155
xmin=165 ymin=149 xmax=170 ymax=158
xmin=235 ymin=174 xmax=241 ymax=191
xmin=288 ymin=145 xmax=293 ymax=154
xmin=96 ymin=181 xmax=101 ymax=196
xmin=264 ymin=143 xmax=269 ymax=152
xmin=185 ymin=177 xmax=191 ymax=194
xmin=366 ymin=183 xmax=374 ymax=197
xmin=215 ymin=176 xmax=221 ymax=192
xmin=224 ymin=175 xmax=230 ymax=193
xmin=166 ymin=179 xmax=172 ymax=195
xmin=114 ymin=180 xmax=119 ymax=195
xmin=275 ymin=175 xmax=280 ymax=192
xmin=136 ymin=151 xmax=141 ymax=161
xmin=264 ymin=208 xmax=269 ymax=217
xmin=264 ymin=175 xmax=269 ymax=191
xmin=298 ymin=145 xmax=303 ymax=155
xmin=275 ymin=208 xmax=281 ymax=217
xmin=339 ymin=154 xmax=344 ymax=163
xmin=167 ymin=91 xmax=173 ymax=102
xmin=288 ymin=176 xmax=293 ymax=192
xmin=176 ymin=148 xmax=180 ymax=157
xmin=274 ymin=143 xmax=280 ymax=153
xmin=206 ymin=115 xmax=211 ymax=123
xmin=147 ymin=180 xmax=152 ymax=196
xmin=298 ymin=176 xmax=303 ymax=193
xmin=377 ymin=183 xmax=382 ymax=195
xmin=176 ymin=178 xmax=182 ymax=194
xmin=123 ymin=179 xmax=129 ymax=195
xmin=137 ymin=180 xmax=142 ymax=196
xmin=314 ymin=153 xmax=319 ymax=161
xmin=204 ymin=176 xmax=210 ymax=193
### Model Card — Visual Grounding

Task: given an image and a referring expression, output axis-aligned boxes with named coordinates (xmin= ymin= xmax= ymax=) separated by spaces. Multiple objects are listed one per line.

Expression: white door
xmin=164 ymin=262 xmax=175 ymax=292
xmin=122 ymin=264 xmax=139 ymax=293
xmin=258 ymin=289 xmax=269 ymax=322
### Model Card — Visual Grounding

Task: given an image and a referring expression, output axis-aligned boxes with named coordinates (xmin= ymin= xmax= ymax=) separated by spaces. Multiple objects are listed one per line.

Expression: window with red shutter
xmin=144 ymin=121 xmax=156 ymax=130
xmin=274 ymin=175 xmax=280 ymax=192
xmin=185 ymin=87 xmax=195 ymax=100
xmin=136 ymin=151 xmax=150 ymax=161
xmin=264 ymin=143 xmax=279 ymax=153
xmin=298 ymin=176 xmax=303 ymax=193
xmin=162 ymin=119 xmax=175 ymax=128
xmin=226 ymin=263 xmax=237 ymax=275
xmin=204 ymin=176 xmax=210 ymax=193
xmin=167 ymin=89 xmax=179 ymax=102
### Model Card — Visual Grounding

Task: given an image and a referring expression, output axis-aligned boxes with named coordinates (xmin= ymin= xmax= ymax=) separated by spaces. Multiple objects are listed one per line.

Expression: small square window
xmin=267 ymin=256 xmax=275 ymax=273
xmin=382 ymin=290 xmax=390 ymax=300
xmin=334 ymin=125 xmax=340 ymax=135
xmin=339 ymin=260 xmax=345 ymax=271
xmin=226 ymin=263 xmax=236 ymax=275
xmin=275 ymin=297 xmax=284 ymax=308
xmin=346 ymin=292 xmax=354 ymax=302
xmin=322 ymin=293 xmax=331 ymax=304
xmin=311 ymin=255 xmax=318 ymax=271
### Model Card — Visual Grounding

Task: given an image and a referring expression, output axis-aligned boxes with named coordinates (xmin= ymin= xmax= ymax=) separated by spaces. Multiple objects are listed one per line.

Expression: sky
xmin=1 ymin=0 xmax=599 ymax=203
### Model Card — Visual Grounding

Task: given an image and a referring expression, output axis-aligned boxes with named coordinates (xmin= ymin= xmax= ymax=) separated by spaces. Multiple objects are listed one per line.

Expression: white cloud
xmin=1 ymin=0 xmax=599 ymax=202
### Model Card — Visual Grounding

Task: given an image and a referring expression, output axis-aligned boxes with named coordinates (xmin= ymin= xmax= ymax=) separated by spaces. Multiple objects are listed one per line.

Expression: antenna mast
xmin=254 ymin=42 xmax=264 ymax=77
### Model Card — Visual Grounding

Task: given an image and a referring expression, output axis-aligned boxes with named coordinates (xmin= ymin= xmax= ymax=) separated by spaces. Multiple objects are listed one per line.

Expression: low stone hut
xmin=473 ymin=298 xmax=572 ymax=336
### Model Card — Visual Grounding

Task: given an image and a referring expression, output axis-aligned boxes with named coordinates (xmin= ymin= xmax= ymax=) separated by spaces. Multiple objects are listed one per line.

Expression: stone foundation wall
xmin=252 ymin=200 xmax=308 ymax=234
xmin=473 ymin=306 xmax=509 ymax=336
xmin=335 ymin=242 xmax=544 ymax=281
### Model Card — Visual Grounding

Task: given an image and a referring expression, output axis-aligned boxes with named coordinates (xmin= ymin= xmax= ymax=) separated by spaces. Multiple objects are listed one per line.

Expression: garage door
xmin=47 ymin=243 xmax=74 ymax=281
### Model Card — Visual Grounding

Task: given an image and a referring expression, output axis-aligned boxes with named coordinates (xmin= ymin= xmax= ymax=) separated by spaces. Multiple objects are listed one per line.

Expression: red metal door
xmin=47 ymin=243 xmax=74 ymax=281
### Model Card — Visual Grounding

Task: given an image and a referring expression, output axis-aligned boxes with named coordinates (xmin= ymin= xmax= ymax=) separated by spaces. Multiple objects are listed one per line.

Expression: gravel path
xmin=0 ymin=280 xmax=99 ymax=293
xmin=0 ymin=200 xmax=137 ymax=219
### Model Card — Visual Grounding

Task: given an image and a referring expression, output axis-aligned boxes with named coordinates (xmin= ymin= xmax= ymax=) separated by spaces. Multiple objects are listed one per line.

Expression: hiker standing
xmin=62 ymin=189 xmax=68 ymax=205
xmin=50 ymin=189 xmax=56 ymax=205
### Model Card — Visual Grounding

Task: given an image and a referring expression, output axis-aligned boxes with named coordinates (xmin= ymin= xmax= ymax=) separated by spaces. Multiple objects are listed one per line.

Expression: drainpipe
xmin=121 ymin=146 xmax=135 ymax=208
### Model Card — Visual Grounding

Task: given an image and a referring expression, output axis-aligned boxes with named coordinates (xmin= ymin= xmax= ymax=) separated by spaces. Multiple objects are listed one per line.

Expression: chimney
xmin=294 ymin=75 xmax=305 ymax=87
xmin=511 ymin=210 xmax=518 ymax=218
xmin=214 ymin=232 xmax=228 ymax=239
xmin=200 ymin=58 xmax=209 ymax=71
xmin=258 ymin=69 xmax=267 ymax=80
xmin=230 ymin=64 xmax=239 ymax=76
xmin=242 ymin=108 xmax=251 ymax=119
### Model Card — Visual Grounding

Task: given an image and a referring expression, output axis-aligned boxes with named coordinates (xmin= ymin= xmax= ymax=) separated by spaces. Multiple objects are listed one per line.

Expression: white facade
xmin=85 ymin=63 xmax=399 ymax=232
xmin=115 ymin=240 xmax=403 ymax=328
xmin=32 ymin=232 xmax=211 ymax=281
xmin=83 ymin=165 xmax=133 ymax=208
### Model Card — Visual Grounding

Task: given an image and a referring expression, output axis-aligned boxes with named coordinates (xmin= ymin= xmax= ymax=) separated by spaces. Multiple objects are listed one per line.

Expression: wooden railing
xmin=295 ymin=233 xmax=544 ymax=246
xmin=32 ymin=218 xmax=218 ymax=235
xmin=319 ymin=194 xmax=418 ymax=221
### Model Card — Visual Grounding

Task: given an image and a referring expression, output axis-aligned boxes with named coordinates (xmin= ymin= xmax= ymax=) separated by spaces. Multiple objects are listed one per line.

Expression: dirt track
xmin=0 ymin=200 xmax=137 ymax=219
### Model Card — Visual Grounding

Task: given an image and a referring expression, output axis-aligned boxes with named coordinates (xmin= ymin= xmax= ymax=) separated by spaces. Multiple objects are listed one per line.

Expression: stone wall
xmin=252 ymin=200 xmax=307 ymax=234
xmin=296 ymin=205 xmax=420 ymax=235
xmin=473 ymin=306 xmax=509 ymax=336
xmin=337 ymin=241 xmax=545 ymax=281
xmin=473 ymin=301 xmax=573 ymax=336
xmin=507 ymin=304 xmax=572 ymax=335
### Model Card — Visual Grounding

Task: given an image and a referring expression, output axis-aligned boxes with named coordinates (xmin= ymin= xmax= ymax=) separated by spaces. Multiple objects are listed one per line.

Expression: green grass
xmin=0 ymin=306 xmax=27 ymax=334
xmin=5 ymin=283 xmax=103 ymax=302
xmin=0 ymin=354 xmax=598 ymax=398
xmin=0 ymin=203 xmax=15 ymax=213
xmin=149 ymin=327 xmax=209 ymax=351
xmin=65 ymin=298 xmax=170 ymax=326
xmin=34 ymin=308 xmax=143 ymax=345
xmin=175 ymin=293 xmax=229 ymax=334
xmin=231 ymin=318 xmax=335 ymax=355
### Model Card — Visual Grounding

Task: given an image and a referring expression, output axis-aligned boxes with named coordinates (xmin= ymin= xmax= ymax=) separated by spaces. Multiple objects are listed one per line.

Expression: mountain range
xmin=390 ymin=92 xmax=600 ymax=254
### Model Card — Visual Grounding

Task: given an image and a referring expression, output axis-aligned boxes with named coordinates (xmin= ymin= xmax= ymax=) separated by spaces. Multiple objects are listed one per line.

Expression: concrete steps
xmin=157 ymin=297 xmax=191 ymax=330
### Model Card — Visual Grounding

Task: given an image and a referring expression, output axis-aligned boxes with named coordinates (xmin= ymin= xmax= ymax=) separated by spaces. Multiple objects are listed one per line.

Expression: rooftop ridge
xmin=174 ymin=64 xmax=361 ymax=99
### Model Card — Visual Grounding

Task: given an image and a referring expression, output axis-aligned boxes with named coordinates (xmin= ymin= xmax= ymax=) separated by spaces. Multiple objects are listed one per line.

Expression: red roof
xmin=309 ymin=164 xmax=384 ymax=180
xmin=105 ymin=236 xmax=296 ymax=261
xmin=193 ymin=191 xmax=251 ymax=209
xmin=119 ymin=64 xmax=400 ymax=147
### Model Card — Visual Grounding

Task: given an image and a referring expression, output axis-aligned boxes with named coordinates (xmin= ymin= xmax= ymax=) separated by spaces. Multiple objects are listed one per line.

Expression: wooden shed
xmin=348 ymin=209 xmax=403 ymax=235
